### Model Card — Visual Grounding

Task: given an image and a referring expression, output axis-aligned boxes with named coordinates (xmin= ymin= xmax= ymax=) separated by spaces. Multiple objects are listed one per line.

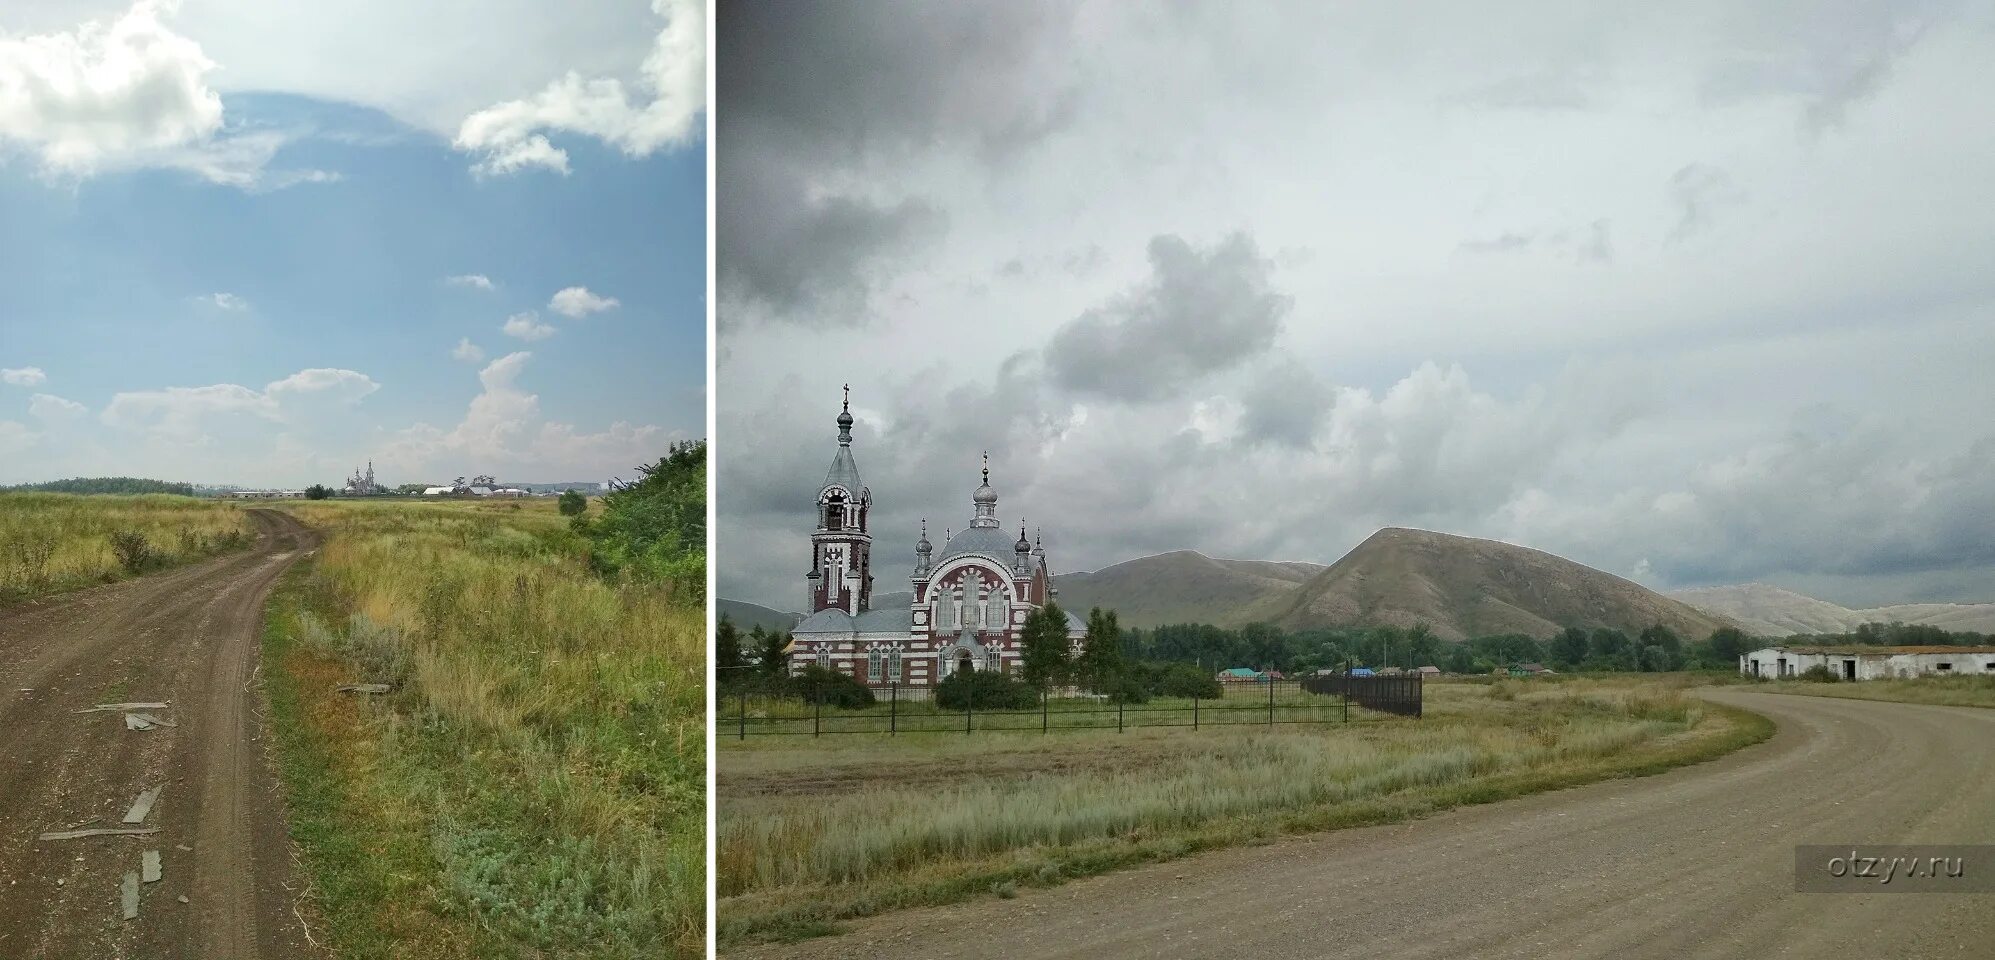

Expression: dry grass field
xmin=261 ymin=497 xmax=706 ymax=959
xmin=716 ymin=675 xmax=1770 ymax=948
xmin=0 ymin=492 xmax=252 ymax=603
xmin=1755 ymin=674 xmax=1995 ymax=709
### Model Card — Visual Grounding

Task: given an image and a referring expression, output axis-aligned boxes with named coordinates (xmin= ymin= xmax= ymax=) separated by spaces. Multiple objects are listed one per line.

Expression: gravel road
xmin=0 ymin=509 xmax=323 ymax=960
xmin=737 ymin=689 xmax=1995 ymax=959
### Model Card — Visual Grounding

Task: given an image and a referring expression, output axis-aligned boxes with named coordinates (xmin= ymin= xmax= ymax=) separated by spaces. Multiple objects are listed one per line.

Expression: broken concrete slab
xmin=37 ymin=827 xmax=160 ymax=840
xmin=121 ymin=871 xmax=139 ymax=920
xmin=126 ymin=713 xmax=177 ymax=729
xmin=75 ymin=702 xmax=169 ymax=714
xmin=122 ymin=786 xmax=163 ymax=825
xmin=334 ymin=683 xmax=392 ymax=694
xmin=142 ymin=850 xmax=161 ymax=883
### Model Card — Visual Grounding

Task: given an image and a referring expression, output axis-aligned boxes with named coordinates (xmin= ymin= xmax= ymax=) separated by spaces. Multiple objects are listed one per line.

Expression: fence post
xmin=1268 ymin=677 xmax=1275 ymax=727
xmin=737 ymin=684 xmax=746 ymax=741
xmin=1343 ymin=659 xmax=1350 ymax=724
xmin=966 ymin=684 xmax=973 ymax=735
xmin=891 ymin=682 xmax=898 ymax=736
xmin=813 ymin=683 xmax=821 ymax=738
xmin=1042 ymin=687 xmax=1048 ymax=734
xmin=1193 ymin=689 xmax=1199 ymax=731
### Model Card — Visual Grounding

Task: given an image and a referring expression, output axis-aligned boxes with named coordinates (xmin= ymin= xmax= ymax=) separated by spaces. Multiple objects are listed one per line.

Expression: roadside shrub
xmin=1104 ymin=673 xmax=1151 ymax=704
xmin=791 ymin=665 xmax=876 ymax=708
xmin=935 ymin=669 xmax=1039 ymax=711
xmin=1797 ymin=664 xmax=1840 ymax=683
xmin=108 ymin=530 xmax=153 ymax=572
xmin=1147 ymin=662 xmax=1222 ymax=699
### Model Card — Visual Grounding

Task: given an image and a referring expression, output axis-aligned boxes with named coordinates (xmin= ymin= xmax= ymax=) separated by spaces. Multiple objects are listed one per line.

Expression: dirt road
xmin=740 ymin=690 xmax=1995 ymax=959
xmin=0 ymin=509 xmax=322 ymax=960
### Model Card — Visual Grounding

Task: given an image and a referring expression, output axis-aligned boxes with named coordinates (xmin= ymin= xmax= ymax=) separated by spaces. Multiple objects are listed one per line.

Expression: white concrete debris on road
xmin=142 ymin=850 xmax=162 ymax=883
xmin=122 ymin=786 xmax=163 ymax=825
xmin=75 ymin=702 xmax=170 ymax=714
xmin=121 ymin=871 xmax=139 ymax=920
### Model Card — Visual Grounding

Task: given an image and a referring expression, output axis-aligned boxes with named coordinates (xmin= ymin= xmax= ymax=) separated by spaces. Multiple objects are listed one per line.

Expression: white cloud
xmin=0 ymin=1 xmax=313 ymax=187
xmin=194 ymin=291 xmax=248 ymax=311
xmin=453 ymin=0 xmax=704 ymax=176
xmin=446 ymin=273 xmax=496 ymax=291
xmin=384 ymin=351 xmax=669 ymax=477
xmin=29 ymin=393 xmax=87 ymax=422
xmin=451 ymin=337 xmax=487 ymax=363
xmin=2 ymin=366 xmax=47 ymax=386
xmin=501 ymin=311 xmax=556 ymax=341
xmin=99 ymin=366 xmax=377 ymax=442
xmin=0 ymin=420 xmax=38 ymax=455
xmin=548 ymin=285 xmax=620 ymax=318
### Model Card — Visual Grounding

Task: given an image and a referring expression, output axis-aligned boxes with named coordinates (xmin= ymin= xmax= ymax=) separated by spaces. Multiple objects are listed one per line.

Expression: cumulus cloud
xmin=548 ymin=286 xmax=619 ymax=318
xmin=384 ymin=351 xmax=671 ymax=478
xmin=29 ymin=393 xmax=87 ymax=422
xmin=1046 ymin=234 xmax=1290 ymax=402
xmin=100 ymin=367 xmax=376 ymax=442
xmin=451 ymin=337 xmax=486 ymax=364
xmin=0 ymin=2 xmax=319 ymax=187
xmin=2 ymin=367 xmax=48 ymax=386
xmin=501 ymin=311 xmax=555 ymax=341
xmin=453 ymin=0 xmax=704 ymax=176
xmin=446 ymin=274 xmax=496 ymax=291
xmin=194 ymin=291 xmax=248 ymax=311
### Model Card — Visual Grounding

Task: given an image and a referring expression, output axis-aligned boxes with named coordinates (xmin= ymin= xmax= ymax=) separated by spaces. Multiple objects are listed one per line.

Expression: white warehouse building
xmin=1741 ymin=645 xmax=1995 ymax=681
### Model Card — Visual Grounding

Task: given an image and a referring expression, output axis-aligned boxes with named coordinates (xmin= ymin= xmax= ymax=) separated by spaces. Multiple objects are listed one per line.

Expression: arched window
xmin=867 ymin=648 xmax=882 ymax=682
xmin=824 ymin=493 xmax=845 ymax=531
xmin=887 ymin=648 xmax=903 ymax=682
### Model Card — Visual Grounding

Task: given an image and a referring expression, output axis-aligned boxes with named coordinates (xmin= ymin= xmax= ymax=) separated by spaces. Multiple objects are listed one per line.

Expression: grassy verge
xmin=717 ymin=677 xmax=1772 ymax=949
xmin=0 ymin=492 xmax=252 ymax=605
xmin=1752 ymin=675 xmax=1995 ymax=709
xmin=261 ymin=499 xmax=705 ymax=958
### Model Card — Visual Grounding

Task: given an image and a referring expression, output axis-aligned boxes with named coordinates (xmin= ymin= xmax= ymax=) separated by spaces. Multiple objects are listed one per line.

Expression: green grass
xmin=0 ymin=492 xmax=252 ymax=604
xmin=262 ymin=499 xmax=705 ymax=958
xmin=1753 ymin=674 xmax=1995 ymax=709
xmin=716 ymin=676 xmax=1772 ymax=949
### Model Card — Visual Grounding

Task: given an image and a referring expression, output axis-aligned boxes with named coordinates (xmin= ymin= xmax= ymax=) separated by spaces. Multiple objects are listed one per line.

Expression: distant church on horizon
xmin=788 ymin=388 xmax=1084 ymax=687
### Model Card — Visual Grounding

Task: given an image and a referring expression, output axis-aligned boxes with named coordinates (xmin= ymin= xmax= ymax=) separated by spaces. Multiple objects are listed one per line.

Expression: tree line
xmin=3 ymin=477 xmax=197 ymax=496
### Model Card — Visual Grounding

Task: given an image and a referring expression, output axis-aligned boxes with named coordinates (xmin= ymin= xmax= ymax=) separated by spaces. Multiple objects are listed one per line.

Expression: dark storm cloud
xmin=716 ymin=0 xmax=1081 ymax=324
xmin=1238 ymin=360 xmax=1332 ymax=449
xmin=716 ymin=152 xmax=945 ymax=319
xmin=1046 ymin=233 xmax=1291 ymax=402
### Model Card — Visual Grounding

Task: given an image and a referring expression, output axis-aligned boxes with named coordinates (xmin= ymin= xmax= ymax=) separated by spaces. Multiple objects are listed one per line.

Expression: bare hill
xmin=1258 ymin=527 xmax=1736 ymax=641
xmin=717 ymin=598 xmax=801 ymax=634
xmin=1671 ymin=583 xmax=1995 ymax=636
xmin=1052 ymin=551 xmax=1326 ymax=627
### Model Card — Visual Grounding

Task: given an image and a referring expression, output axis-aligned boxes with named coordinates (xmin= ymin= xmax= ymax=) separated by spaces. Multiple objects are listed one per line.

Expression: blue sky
xmin=1 ymin=1 xmax=704 ymax=488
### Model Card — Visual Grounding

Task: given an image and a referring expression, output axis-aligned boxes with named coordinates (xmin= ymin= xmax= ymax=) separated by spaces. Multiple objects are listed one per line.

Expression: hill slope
xmin=1672 ymin=583 xmax=1995 ymax=636
xmin=1052 ymin=551 xmax=1326 ymax=628
xmin=1259 ymin=528 xmax=1735 ymax=641
xmin=717 ymin=598 xmax=801 ymax=634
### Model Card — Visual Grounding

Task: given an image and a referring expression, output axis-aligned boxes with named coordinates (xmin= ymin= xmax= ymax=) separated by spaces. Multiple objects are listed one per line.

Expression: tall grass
xmin=0 ymin=492 xmax=251 ymax=603
xmin=717 ymin=677 xmax=1761 ymax=946
xmin=269 ymin=499 xmax=705 ymax=958
xmin=1759 ymin=674 xmax=1995 ymax=710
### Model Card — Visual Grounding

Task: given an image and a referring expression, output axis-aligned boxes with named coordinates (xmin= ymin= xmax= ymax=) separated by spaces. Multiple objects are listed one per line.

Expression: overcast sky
xmin=716 ymin=0 xmax=1995 ymax=612
xmin=1 ymin=1 xmax=705 ymax=488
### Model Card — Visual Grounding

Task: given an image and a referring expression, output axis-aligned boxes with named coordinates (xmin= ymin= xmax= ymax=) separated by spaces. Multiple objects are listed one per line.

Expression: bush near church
xmin=935 ymin=669 xmax=1039 ymax=711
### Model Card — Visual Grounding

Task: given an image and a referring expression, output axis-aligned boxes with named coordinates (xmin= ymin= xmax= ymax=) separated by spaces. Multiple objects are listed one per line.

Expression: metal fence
xmin=720 ymin=670 xmax=1421 ymax=738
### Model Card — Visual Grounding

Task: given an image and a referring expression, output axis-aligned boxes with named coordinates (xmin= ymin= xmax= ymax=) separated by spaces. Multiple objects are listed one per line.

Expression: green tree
xmin=1075 ymin=607 xmax=1124 ymax=692
xmin=586 ymin=440 xmax=705 ymax=594
xmin=558 ymin=489 xmax=588 ymax=517
xmin=1405 ymin=622 xmax=1442 ymax=667
xmin=751 ymin=626 xmax=789 ymax=681
xmin=716 ymin=615 xmax=743 ymax=679
xmin=304 ymin=484 xmax=333 ymax=500
xmin=1443 ymin=643 xmax=1476 ymax=674
xmin=1018 ymin=602 xmax=1072 ymax=689
xmin=1589 ymin=627 xmax=1630 ymax=660
xmin=1705 ymin=627 xmax=1749 ymax=666
xmin=1551 ymin=626 xmax=1590 ymax=667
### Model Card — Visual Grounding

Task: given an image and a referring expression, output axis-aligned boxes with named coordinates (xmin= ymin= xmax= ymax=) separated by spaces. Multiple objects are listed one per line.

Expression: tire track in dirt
xmin=734 ymin=691 xmax=1995 ymax=960
xmin=0 ymin=510 xmax=324 ymax=960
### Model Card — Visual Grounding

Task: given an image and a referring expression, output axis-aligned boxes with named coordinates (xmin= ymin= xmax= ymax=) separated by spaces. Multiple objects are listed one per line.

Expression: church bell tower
xmin=808 ymin=386 xmax=873 ymax=614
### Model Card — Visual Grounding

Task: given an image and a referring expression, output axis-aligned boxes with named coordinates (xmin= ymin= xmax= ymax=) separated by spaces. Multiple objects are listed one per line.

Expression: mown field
xmin=0 ymin=492 xmax=252 ymax=604
xmin=715 ymin=675 xmax=1770 ymax=948
xmin=262 ymin=496 xmax=706 ymax=959
xmin=1755 ymin=674 xmax=1995 ymax=709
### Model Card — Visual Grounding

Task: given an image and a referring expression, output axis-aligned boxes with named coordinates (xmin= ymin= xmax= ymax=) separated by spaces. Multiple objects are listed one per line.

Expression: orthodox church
xmin=789 ymin=389 xmax=1084 ymax=687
